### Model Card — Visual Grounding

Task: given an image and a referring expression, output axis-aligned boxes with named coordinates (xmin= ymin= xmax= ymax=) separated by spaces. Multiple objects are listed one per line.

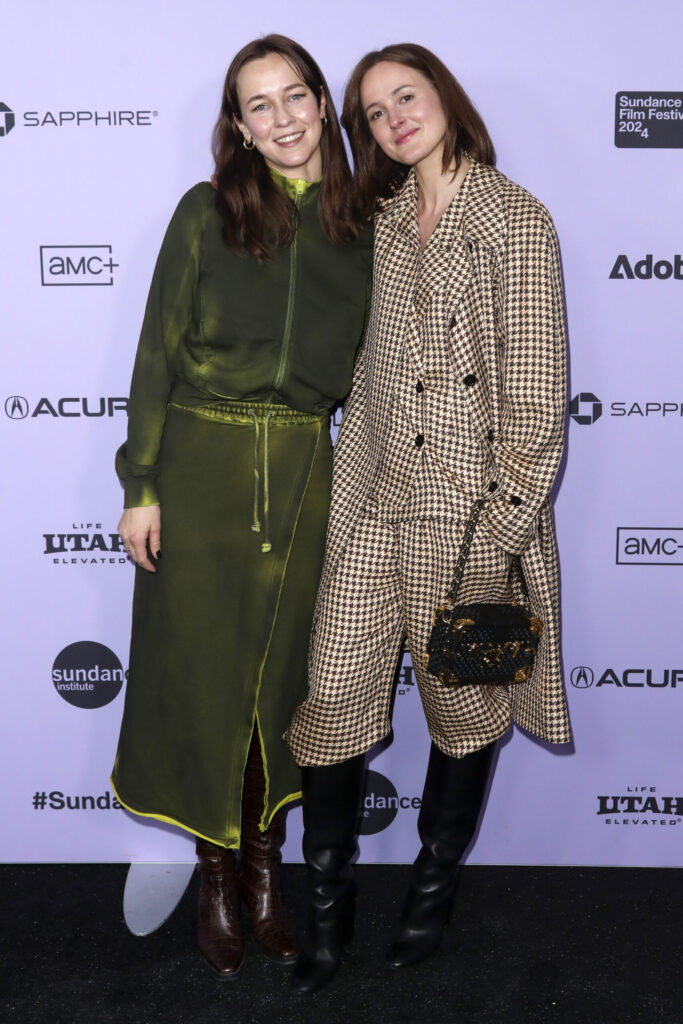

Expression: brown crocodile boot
xmin=239 ymin=729 xmax=297 ymax=963
xmin=196 ymin=837 xmax=243 ymax=979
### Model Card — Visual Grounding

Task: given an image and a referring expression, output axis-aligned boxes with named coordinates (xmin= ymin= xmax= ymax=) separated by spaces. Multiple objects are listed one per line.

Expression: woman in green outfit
xmin=111 ymin=34 xmax=372 ymax=979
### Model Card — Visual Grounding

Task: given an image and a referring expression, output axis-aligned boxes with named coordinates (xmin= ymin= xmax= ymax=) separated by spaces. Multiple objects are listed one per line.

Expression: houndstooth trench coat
xmin=298 ymin=160 xmax=572 ymax=753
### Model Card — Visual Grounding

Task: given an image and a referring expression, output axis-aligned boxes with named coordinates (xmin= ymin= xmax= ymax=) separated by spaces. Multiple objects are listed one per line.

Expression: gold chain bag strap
xmin=423 ymin=500 xmax=543 ymax=687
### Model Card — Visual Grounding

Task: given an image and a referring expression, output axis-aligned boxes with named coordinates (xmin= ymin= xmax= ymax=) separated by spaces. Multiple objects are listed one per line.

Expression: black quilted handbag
xmin=424 ymin=500 xmax=543 ymax=687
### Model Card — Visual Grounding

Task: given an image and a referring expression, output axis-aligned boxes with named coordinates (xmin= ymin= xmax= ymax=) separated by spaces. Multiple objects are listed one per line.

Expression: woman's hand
xmin=118 ymin=505 xmax=161 ymax=573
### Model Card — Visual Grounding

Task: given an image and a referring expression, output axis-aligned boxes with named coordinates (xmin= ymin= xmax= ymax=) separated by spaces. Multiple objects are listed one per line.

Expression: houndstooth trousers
xmin=286 ymin=512 xmax=519 ymax=766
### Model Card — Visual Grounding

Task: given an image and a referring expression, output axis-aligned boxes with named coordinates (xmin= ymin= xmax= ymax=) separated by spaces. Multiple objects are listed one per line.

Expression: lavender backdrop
xmin=2 ymin=0 xmax=682 ymax=866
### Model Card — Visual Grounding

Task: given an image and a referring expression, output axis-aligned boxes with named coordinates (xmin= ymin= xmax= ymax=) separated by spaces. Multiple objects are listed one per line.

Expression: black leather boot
xmin=291 ymin=754 xmax=366 ymax=994
xmin=386 ymin=740 xmax=496 ymax=969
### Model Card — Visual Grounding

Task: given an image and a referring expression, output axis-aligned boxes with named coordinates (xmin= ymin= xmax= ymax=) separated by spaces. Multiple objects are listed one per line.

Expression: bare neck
xmin=414 ymin=151 xmax=471 ymax=216
xmin=415 ymin=152 xmax=471 ymax=249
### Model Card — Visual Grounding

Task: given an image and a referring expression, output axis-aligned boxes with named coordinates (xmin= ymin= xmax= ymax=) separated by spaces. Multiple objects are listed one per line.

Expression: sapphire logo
xmin=1 ymin=103 xmax=158 ymax=139
xmin=0 ymin=102 xmax=15 ymax=137
xmin=569 ymin=393 xmax=602 ymax=425
xmin=40 ymin=245 xmax=119 ymax=286
xmin=5 ymin=396 xmax=29 ymax=419
xmin=570 ymin=666 xmax=594 ymax=688
xmin=616 ymin=528 xmax=683 ymax=565
xmin=570 ymin=391 xmax=683 ymax=420
xmin=24 ymin=108 xmax=157 ymax=128
xmin=52 ymin=642 xmax=126 ymax=709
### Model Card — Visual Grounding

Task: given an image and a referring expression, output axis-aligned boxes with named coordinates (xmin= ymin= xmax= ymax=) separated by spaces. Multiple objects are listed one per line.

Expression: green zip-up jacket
xmin=116 ymin=175 xmax=373 ymax=507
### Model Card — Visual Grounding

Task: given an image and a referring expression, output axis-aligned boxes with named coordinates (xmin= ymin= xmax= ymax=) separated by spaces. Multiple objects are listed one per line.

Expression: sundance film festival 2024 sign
xmin=615 ymin=92 xmax=683 ymax=147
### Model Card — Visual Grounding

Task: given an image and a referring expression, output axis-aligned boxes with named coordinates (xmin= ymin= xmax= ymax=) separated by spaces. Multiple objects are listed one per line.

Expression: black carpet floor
xmin=1 ymin=864 xmax=680 ymax=1024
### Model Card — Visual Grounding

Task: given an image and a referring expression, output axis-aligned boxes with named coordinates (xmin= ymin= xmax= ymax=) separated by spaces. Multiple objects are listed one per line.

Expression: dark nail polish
xmin=156 ymin=551 xmax=162 ymax=559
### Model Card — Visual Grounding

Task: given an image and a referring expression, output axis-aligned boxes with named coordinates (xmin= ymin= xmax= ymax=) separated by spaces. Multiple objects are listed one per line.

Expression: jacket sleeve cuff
xmin=123 ymin=477 xmax=160 ymax=509
xmin=116 ymin=442 xmax=160 ymax=509
xmin=483 ymin=489 xmax=537 ymax=556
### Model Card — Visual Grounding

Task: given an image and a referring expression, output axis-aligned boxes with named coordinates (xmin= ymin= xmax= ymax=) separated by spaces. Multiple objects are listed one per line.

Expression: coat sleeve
xmin=483 ymin=197 xmax=567 ymax=556
xmin=115 ymin=185 xmax=206 ymax=508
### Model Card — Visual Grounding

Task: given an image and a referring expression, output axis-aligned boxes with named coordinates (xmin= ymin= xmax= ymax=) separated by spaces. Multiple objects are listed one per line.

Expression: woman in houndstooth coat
xmin=286 ymin=43 xmax=572 ymax=992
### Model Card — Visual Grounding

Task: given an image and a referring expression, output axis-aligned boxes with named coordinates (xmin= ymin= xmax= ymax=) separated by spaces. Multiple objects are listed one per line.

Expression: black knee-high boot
xmin=291 ymin=754 xmax=366 ymax=994
xmin=386 ymin=740 xmax=496 ymax=969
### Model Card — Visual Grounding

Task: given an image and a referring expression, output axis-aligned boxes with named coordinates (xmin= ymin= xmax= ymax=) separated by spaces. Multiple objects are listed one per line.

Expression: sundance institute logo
xmin=358 ymin=770 xmax=421 ymax=835
xmin=52 ymin=641 xmax=125 ymax=709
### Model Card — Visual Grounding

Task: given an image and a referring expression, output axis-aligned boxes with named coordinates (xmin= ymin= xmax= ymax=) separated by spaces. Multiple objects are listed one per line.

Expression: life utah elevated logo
xmin=597 ymin=786 xmax=682 ymax=827
xmin=44 ymin=521 xmax=129 ymax=566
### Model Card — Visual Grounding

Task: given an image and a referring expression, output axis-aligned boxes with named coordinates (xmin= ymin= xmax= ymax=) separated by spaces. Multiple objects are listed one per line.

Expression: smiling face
xmin=360 ymin=60 xmax=448 ymax=172
xmin=234 ymin=51 xmax=326 ymax=181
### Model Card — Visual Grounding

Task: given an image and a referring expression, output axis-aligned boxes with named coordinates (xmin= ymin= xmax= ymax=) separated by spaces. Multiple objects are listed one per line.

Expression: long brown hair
xmin=342 ymin=43 xmax=496 ymax=220
xmin=212 ymin=34 xmax=359 ymax=260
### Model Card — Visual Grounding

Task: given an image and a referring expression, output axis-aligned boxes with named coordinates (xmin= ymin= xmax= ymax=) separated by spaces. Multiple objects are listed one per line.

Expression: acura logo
xmin=5 ymin=395 xmax=29 ymax=419
xmin=571 ymin=666 xmax=594 ymax=688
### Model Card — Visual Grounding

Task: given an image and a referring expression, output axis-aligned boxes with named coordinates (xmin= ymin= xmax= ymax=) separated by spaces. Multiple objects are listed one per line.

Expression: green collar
xmin=269 ymin=166 xmax=320 ymax=199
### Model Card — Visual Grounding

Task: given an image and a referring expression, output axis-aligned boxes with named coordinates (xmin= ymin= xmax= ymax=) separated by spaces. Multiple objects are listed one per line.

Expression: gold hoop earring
xmin=321 ymin=115 xmax=328 ymax=127
xmin=242 ymin=136 xmax=255 ymax=150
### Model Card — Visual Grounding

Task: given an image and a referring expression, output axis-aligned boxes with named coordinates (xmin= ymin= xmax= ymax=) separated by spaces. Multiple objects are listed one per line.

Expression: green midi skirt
xmin=111 ymin=399 xmax=331 ymax=847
